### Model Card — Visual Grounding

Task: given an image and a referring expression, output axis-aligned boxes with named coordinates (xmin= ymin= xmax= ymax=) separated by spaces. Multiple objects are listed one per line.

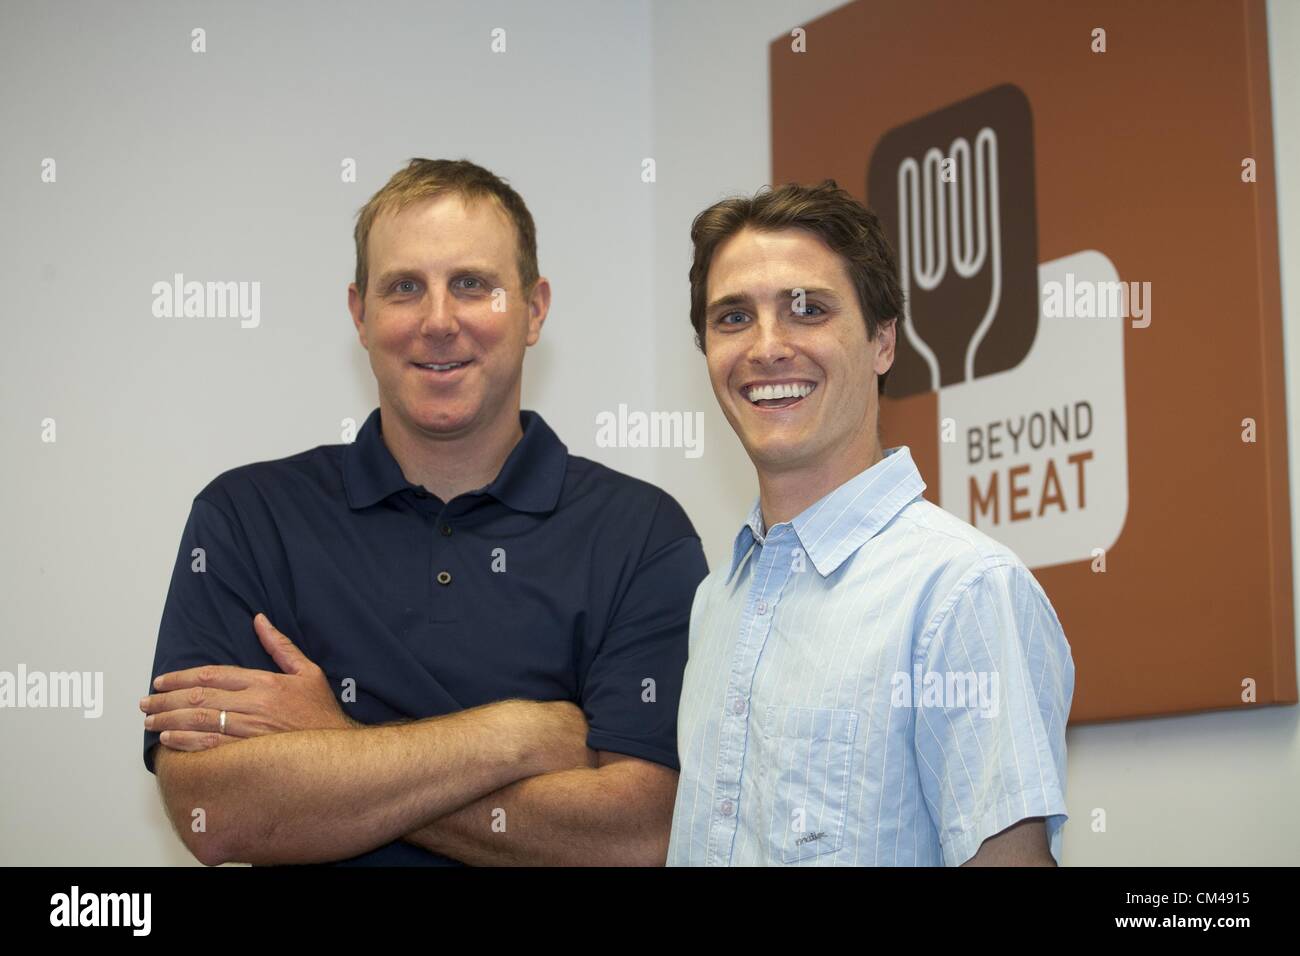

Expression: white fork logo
xmin=897 ymin=126 xmax=1002 ymax=390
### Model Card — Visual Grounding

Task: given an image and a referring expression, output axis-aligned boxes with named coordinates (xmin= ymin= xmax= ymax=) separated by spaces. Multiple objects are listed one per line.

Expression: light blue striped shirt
xmin=667 ymin=446 xmax=1074 ymax=866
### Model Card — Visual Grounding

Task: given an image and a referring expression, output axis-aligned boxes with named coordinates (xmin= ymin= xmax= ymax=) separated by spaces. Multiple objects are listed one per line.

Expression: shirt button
xmin=720 ymin=799 xmax=734 ymax=817
xmin=732 ymin=699 xmax=746 ymax=715
xmin=436 ymin=570 xmax=452 ymax=585
xmin=756 ymin=600 xmax=768 ymax=615
xmin=440 ymin=524 xmax=452 ymax=536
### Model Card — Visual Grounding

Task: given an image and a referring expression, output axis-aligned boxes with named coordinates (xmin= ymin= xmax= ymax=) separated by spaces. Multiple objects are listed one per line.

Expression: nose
xmin=419 ymin=285 xmax=461 ymax=340
xmin=747 ymin=309 xmax=795 ymax=367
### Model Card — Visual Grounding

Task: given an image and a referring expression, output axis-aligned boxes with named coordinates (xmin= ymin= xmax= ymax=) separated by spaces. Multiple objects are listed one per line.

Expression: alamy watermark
xmin=595 ymin=404 xmax=704 ymax=459
xmin=890 ymin=669 xmax=1000 ymax=718
xmin=49 ymin=886 xmax=150 ymax=935
xmin=1041 ymin=273 xmax=1151 ymax=328
xmin=0 ymin=665 xmax=103 ymax=717
xmin=152 ymin=273 xmax=260 ymax=328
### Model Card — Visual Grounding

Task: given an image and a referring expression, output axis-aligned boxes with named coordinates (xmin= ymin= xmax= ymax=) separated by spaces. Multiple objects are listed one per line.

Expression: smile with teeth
xmin=744 ymin=381 xmax=816 ymax=407
xmin=414 ymin=360 xmax=470 ymax=371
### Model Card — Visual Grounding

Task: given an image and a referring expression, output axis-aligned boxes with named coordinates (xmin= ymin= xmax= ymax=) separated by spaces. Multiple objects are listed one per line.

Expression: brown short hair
xmin=353 ymin=158 xmax=539 ymax=302
xmin=688 ymin=179 xmax=904 ymax=394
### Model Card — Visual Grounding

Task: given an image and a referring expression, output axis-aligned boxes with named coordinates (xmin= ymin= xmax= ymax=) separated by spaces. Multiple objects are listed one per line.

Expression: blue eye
xmin=394 ymin=279 xmax=419 ymax=294
xmin=455 ymin=276 xmax=484 ymax=291
xmin=793 ymin=303 xmax=824 ymax=317
xmin=719 ymin=311 xmax=748 ymax=326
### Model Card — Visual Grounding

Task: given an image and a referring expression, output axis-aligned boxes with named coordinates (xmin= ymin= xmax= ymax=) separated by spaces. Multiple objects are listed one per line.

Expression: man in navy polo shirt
xmin=139 ymin=158 xmax=708 ymax=866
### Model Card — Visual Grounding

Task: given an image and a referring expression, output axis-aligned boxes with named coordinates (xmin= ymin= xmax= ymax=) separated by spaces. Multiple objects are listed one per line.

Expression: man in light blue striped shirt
xmin=668 ymin=181 xmax=1074 ymax=866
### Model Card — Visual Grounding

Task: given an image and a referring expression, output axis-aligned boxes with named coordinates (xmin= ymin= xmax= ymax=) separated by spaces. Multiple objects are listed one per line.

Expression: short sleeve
xmin=913 ymin=559 xmax=1075 ymax=865
xmin=580 ymin=493 xmax=709 ymax=770
xmin=142 ymin=496 xmax=279 ymax=773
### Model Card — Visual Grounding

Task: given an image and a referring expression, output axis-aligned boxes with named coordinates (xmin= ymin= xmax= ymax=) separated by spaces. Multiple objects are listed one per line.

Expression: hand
xmin=141 ymin=613 xmax=359 ymax=752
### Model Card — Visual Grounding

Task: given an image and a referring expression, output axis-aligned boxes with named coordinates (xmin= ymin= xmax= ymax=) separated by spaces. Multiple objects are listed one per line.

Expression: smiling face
xmin=348 ymin=192 xmax=548 ymax=444
xmin=703 ymin=226 xmax=896 ymax=479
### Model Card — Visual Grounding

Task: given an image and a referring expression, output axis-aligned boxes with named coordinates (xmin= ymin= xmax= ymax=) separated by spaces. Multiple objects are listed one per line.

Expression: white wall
xmin=0 ymin=0 xmax=1295 ymax=865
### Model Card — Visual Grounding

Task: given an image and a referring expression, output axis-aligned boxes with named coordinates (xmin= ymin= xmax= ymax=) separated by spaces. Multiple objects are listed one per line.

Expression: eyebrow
xmin=373 ymin=265 xmax=506 ymax=289
xmin=706 ymin=286 xmax=843 ymax=315
xmin=706 ymin=292 xmax=753 ymax=314
xmin=784 ymin=286 xmax=842 ymax=302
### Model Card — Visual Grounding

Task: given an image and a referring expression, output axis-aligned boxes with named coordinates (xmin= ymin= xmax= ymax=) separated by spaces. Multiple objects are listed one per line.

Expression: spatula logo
xmin=869 ymin=84 xmax=1038 ymax=398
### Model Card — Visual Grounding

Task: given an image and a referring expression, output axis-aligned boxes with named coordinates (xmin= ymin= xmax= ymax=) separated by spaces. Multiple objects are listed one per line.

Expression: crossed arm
xmin=148 ymin=617 xmax=677 ymax=866
xmin=147 ymin=615 xmax=1048 ymax=867
xmin=401 ymin=749 xmax=675 ymax=866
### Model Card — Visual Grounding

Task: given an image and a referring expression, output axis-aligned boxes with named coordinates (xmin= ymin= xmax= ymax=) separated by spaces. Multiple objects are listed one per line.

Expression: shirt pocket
xmin=759 ymin=704 xmax=860 ymax=863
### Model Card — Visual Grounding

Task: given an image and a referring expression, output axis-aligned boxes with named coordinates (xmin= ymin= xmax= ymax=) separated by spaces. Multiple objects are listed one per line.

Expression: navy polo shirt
xmin=144 ymin=407 xmax=708 ymax=866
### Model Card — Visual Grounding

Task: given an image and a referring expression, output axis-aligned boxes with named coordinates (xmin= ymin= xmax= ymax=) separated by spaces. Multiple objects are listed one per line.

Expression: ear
xmin=348 ymin=282 xmax=368 ymax=349
xmin=873 ymin=316 xmax=897 ymax=376
xmin=525 ymin=276 xmax=552 ymax=347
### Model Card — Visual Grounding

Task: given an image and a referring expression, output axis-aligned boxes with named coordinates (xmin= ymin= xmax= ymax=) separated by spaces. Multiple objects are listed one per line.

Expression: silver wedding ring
xmin=219 ymin=709 xmax=227 ymax=734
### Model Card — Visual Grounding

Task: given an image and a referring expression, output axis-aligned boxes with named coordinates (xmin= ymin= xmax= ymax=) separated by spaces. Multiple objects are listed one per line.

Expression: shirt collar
xmin=726 ymin=446 xmax=927 ymax=583
xmin=343 ymin=406 xmax=568 ymax=513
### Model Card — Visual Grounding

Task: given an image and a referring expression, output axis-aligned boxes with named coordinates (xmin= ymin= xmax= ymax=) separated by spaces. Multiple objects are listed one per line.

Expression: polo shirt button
xmin=440 ymin=524 xmax=452 ymax=536
xmin=436 ymin=570 xmax=452 ymax=585
xmin=732 ymin=699 xmax=746 ymax=715
xmin=720 ymin=799 xmax=734 ymax=817
xmin=756 ymin=600 xmax=768 ymax=615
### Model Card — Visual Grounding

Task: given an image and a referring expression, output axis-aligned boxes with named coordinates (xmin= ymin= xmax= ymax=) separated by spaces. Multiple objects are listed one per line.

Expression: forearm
xmin=404 ymin=760 xmax=677 ymax=866
xmin=157 ymin=701 xmax=542 ymax=865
